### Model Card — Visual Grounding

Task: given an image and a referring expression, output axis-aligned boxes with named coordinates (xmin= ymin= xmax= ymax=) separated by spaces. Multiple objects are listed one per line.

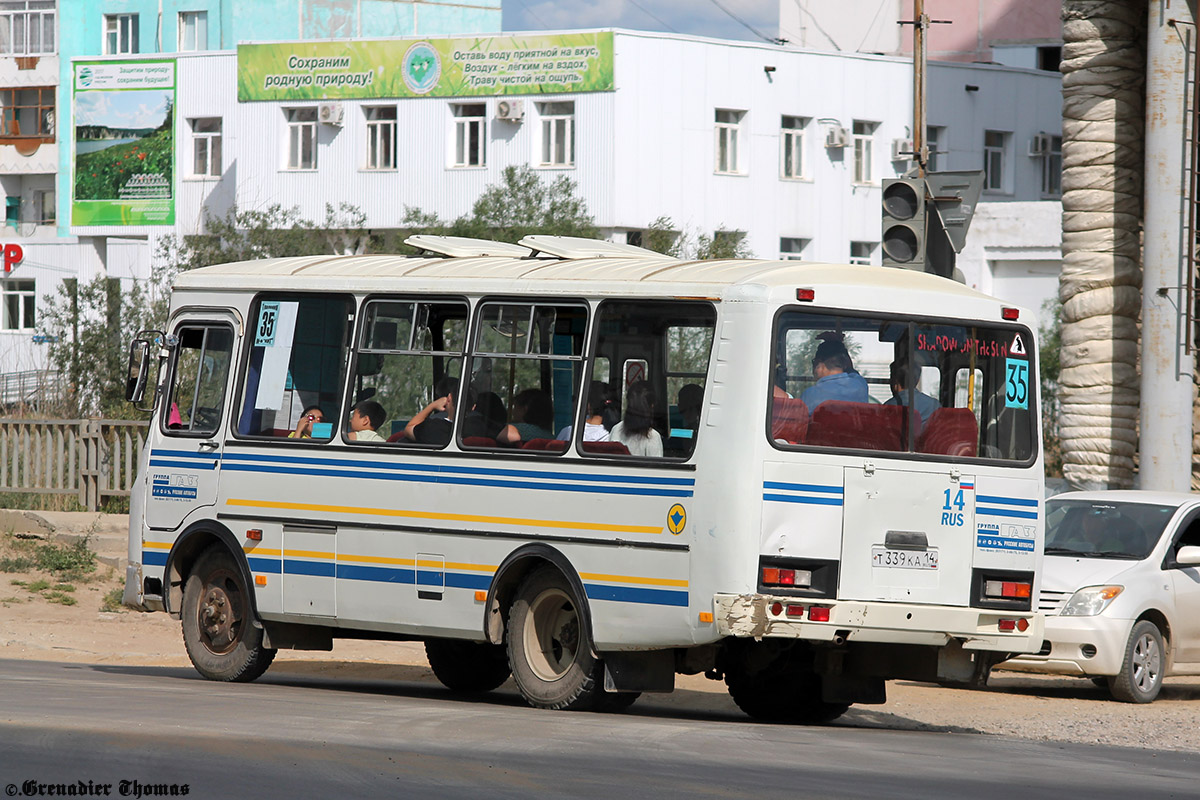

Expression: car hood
xmin=1041 ymin=555 xmax=1142 ymax=592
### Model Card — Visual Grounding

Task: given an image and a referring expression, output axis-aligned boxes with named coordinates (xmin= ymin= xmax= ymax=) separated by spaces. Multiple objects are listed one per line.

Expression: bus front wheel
xmin=181 ymin=544 xmax=276 ymax=682
xmin=507 ymin=566 xmax=607 ymax=711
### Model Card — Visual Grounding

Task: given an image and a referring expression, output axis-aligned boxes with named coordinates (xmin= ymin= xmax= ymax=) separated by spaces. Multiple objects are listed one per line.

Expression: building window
xmin=2 ymin=279 xmax=35 ymax=330
xmin=33 ymin=189 xmax=53 ymax=224
xmin=1039 ymin=134 xmax=1063 ymax=197
xmin=189 ymin=118 xmax=221 ymax=177
xmin=852 ymin=120 xmax=877 ymax=183
xmin=104 ymin=13 xmax=138 ymax=55
xmin=452 ymin=103 xmax=486 ymax=167
xmin=0 ymin=87 xmax=54 ymax=141
xmin=364 ymin=106 xmax=397 ymax=170
xmin=780 ymin=237 xmax=808 ymax=260
xmin=926 ymin=125 xmax=943 ymax=172
xmin=780 ymin=116 xmax=807 ymax=179
xmin=538 ymin=101 xmax=574 ymax=167
xmin=984 ymin=130 xmax=1009 ymax=192
xmin=849 ymin=241 xmax=876 ymax=265
xmin=178 ymin=11 xmax=207 ymax=51
xmin=0 ymin=1 xmax=55 ymax=55
xmin=285 ymin=107 xmax=318 ymax=170
xmin=715 ymin=109 xmax=744 ymax=174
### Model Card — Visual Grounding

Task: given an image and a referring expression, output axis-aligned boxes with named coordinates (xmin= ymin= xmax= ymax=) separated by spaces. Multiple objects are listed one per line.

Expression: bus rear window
xmin=770 ymin=310 xmax=1035 ymax=462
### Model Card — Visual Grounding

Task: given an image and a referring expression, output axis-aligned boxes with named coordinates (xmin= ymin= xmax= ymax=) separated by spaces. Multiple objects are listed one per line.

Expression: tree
xmin=402 ymin=165 xmax=596 ymax=245
xmin=637 ymin=217 xmax=753 ymax=260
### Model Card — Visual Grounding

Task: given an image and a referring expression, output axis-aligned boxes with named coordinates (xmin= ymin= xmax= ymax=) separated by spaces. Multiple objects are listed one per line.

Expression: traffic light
xmin=881 ymin=177 xmax=926 ymax=269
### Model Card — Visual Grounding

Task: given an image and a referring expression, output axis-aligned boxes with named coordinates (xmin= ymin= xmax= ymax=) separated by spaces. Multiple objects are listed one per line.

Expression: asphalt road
xmin=1 ymin=659 xmax=1196 ymax=799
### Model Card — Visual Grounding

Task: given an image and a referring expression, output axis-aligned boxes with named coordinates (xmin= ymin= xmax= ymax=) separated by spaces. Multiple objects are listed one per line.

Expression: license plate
xmin=871 ymin=547 xmax=938 ymax=570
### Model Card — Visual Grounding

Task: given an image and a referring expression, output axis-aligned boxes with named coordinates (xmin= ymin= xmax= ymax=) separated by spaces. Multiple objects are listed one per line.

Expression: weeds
xmin=100 ymin=587 xmax=126 ymax=613
xmin=0 ymin=555 xmax=34 ymax=572
xmin=25 ymin=578 xmax=50 ymax=592
xmin=35 ymin=538 xmax=96 ymax=578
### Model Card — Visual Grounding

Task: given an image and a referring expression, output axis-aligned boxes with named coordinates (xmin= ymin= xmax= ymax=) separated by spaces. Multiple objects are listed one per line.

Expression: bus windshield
xmin=770 ymin=309 xmax=1036 ymax=462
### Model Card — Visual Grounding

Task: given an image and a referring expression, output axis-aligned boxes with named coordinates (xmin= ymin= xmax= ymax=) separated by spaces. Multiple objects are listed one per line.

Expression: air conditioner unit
xmin=496 ymin=99 xmax=525 ymax=122
xmin=1028 ymin=132 xmax=1053 ymax=156
xmin=825 ymin=126 xmax=848 ymax=149
xmin=891 ymin=138 xmax=914 ymax=161
xmin=318 ymin=102 xmax=344 ymax=126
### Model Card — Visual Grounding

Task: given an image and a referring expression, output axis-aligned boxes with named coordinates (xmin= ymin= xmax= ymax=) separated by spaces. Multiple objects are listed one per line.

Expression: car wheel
xmin=1109 ymin=620 xmax=1164 ymax=703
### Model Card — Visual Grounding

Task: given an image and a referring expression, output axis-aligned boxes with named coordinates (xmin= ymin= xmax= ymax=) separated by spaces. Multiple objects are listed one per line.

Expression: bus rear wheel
xmin=425 ymin=638 xmax=511 ymax=693
xmin=181 ymin=544 xmax=275 ymax=682
xmin=507 ymin=566 xmax=609 ymax=711
xmin=725 ymin=667 xmax=849 ymax=724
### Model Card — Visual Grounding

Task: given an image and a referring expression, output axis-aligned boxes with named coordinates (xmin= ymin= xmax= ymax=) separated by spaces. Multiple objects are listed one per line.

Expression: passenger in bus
xmin=498 ymin=388 xmax=555 ymax=445
xmin=461 ymin=390 xmax=506 ymax=440
xmin=557 ymin=381 xmax=612 ymax=442
xmin=884 ymin=360 xmax=939 ymax=425
xmin=348 ymin=399 xmax=387 ymax=442
xmin=288 ymin=405 xmax=326 ymax=438
xmin=403 ymin=379 xmax=458 ymax=445
xmin=610 ymin=380 xmax=663 ymax=457
xmin=799 ymin=333 xmax=868 ymax=410
xmin=678 ymin=383 xmax=704 ymax=430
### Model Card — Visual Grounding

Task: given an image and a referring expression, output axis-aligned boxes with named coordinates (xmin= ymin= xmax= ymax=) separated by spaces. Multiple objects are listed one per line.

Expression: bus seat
xmin=462 ymin=436 xmax=497 ymax=448
xmin=771 ymin=397 xmax=810 ymax=443
xmin=806 ymin=401 xmax=904 ymax=451
xmin=917 ymin=408 xmax=978 ymax=457
xmin=521 ymin=438 xmax=567 ymax=452
xmin=582 ymin=441 xmax=631 ymax=455
xmin=386 ymin=431 xmax=406 ymax=443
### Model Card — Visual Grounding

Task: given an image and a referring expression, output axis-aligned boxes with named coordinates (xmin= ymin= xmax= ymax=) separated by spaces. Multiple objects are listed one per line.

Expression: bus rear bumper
xmin=713 ymin=593 xmax=1044 ymax=654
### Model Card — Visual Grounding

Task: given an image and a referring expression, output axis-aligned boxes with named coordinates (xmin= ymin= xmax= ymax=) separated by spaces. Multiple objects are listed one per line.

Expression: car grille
xmin=1038 ymin=589 xmax=1070 ymax=615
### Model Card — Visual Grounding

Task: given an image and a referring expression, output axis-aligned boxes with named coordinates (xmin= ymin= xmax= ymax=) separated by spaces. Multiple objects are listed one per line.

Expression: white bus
xmin=124 ymin=235 xmax=1044 ymax=722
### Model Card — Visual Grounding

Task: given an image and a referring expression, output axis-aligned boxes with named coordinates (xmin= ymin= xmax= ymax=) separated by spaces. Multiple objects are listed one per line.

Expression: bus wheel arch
xmin=164 ymin=522 xmax=248 ymax=618
xmin=482 ymin=544 xmax=594 ymax=653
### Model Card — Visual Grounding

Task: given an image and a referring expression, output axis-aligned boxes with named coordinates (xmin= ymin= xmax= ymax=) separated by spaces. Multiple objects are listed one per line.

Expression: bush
xmin=36 ymin=539 xmax=96 ymax=576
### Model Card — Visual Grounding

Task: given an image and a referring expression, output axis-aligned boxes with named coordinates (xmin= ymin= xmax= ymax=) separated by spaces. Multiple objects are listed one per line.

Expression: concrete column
xmin=1140 ymin=0 xmax=1197 ymax=491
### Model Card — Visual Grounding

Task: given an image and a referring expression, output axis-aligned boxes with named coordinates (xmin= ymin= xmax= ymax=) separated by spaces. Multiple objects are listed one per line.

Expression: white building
xmin=42 ymin=28 xmax=1067 ymax=379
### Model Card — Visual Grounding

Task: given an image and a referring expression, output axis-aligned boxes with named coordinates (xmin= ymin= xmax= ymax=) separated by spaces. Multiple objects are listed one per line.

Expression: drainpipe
xmin=1140 ymin=0 xmax=1197 ymax=491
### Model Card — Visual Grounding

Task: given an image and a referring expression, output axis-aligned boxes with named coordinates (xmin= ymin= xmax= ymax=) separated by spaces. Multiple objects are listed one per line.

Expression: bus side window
xmin=236 ymin=294 xmax=354 ymax=440
xmin=163 ymin=325 xmax=234 ymax=437
xmin=587 ymin=300 xmax=716 ymax=460
xmin=348 ymin=299 xmax=468 ymax=447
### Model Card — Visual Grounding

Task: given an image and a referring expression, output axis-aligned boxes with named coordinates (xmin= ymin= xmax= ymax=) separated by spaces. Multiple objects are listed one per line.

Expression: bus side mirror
xmin=126 ymin=338 xmax=152 ymax=404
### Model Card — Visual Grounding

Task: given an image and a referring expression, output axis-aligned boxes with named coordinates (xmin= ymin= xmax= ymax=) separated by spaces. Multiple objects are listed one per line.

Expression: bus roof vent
xmin=404 ymin=235 xmax=534 ymax=258
xmin=517 ymin=235 xmax=673 ymax=259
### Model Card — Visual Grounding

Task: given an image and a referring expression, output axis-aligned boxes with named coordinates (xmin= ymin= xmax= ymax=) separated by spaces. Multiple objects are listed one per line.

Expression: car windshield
xmin=1044 ymin=499 xmax=1177 ymax=559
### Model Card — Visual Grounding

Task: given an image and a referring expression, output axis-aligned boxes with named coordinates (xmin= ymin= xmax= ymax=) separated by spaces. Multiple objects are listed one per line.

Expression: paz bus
xmin=124 ymin=234 xmax=1044 ymax=722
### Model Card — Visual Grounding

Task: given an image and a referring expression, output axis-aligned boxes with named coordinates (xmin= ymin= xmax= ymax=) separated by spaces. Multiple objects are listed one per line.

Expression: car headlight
xmin=1060 ymin=585 xmax=1123 ymax=617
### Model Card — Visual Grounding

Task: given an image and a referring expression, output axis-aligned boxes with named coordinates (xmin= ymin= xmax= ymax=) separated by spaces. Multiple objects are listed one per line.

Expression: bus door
xmin=145 ymin=314 xmax=237 ymax=532
xmin=839 ymin=467 xmax=975 ymax=606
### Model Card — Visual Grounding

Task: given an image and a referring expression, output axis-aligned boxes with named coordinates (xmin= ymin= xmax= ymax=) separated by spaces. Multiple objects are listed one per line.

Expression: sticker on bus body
xmin=1004 ymin=358 xmax=1029 ymax=409
xmin=151 ymin=472 xmax=198 ymax=500
xmin=975 ymin=522 xmax=1036 ymax=552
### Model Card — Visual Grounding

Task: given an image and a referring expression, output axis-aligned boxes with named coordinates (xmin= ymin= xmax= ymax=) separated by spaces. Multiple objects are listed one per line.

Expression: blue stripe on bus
xmin=976 ymin=495 xmax=1039 ymax=507
xmin=584 ymin=583 xmax=689 ymax=607
xmin=762 ymin=493 xmax=844 ymax=506
xmin=220 ymin=462 xmax=691 ymax=498
xmin=977 ymin=507 xmax=1039 ymax=520
xmin=445 ymin=572 xmax=492 ymax=591
xmin=762 ymin=481 xmax=843 ymax=494
xmin=336 ymin=563 xmax=415 ymax=584
xmin=149 ymin=459 xmax=217 ymax=470
xmin=416 ymin=571 xmax=444 ymax=587
xmin=247 ymin=556 xmax=282 ymax=574
xmin=284 ymin=559 xmax=336 ymax=578
xmin=142 ymin=551 xmax=168 ymax=567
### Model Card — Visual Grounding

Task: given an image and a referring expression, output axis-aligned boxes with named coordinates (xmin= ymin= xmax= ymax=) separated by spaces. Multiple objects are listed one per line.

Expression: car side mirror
xmin=1176 ymin=545 xmax=1200 ymax=566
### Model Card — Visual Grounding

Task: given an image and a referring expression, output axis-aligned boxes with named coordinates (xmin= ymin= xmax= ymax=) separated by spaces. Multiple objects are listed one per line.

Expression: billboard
xmin=72 ymin=60 xmax=176 ymax=227
xmin=237 ymin=32 xmax=614 ymax=101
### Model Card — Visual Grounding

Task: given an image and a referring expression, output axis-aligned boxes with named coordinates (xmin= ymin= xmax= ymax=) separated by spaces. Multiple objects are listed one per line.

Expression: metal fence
xmin=0 ymin=418 xmax=149 ymax=511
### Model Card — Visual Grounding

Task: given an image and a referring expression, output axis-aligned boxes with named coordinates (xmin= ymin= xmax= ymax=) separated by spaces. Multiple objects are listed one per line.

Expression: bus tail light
xmin=796 ymin=288 xmax=815 ymax=302
xmin=786 ymin=603 xmax=805 ymax=618
xmin=1001 ymin=307 xmax=1019 ymax=320
xmin=984 ymin=580 xmax=1032 ymax=599
xmin=997 ymin=618 xmax=1031 ymax=633
xmin=807 ymin=606 xmax=830 ymax=622
xmin=761 ymin=567 xmax=813 ymax=588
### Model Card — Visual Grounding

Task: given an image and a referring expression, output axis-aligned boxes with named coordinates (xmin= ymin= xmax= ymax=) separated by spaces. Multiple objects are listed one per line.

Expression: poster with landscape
xmin=72 ymin=60 xmax=176 ymax=226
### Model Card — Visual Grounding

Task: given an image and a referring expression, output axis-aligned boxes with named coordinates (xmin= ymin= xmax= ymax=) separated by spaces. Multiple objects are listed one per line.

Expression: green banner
xmin=71 ymin=59 xmax=176 ymax=227
xmin=237 ymin=32 xmax=614 ymax=101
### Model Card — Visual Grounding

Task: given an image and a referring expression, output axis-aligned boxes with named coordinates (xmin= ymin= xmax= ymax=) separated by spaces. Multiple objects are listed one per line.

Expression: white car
xmin=999 ymin=490 xmax=1200 ymax=702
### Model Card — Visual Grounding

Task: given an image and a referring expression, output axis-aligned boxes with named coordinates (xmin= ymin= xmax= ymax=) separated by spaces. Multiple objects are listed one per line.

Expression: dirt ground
xmin=3 ymin=535 xmax=1200 ymax=753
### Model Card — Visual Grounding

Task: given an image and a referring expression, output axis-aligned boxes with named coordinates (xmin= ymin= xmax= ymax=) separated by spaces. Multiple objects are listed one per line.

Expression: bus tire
xmin=726 ymin=668 xmax=849 ymax=724
xmin=425 ymin=638 xmax=511 ymax=693
xmin=507 ymin=565 xmax=606 ymax=711
xmin=181 ymin=545 xmax=275 ymax=682
xmin=1109 ymin=620 xmax=1164 ymax=703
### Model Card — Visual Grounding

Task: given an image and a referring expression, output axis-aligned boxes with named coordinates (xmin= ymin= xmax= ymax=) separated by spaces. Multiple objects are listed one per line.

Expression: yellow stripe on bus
xmin=283 ymin=548 xmax=335 ymax=560
xmin=445 ymin=561 xmax=497 ymax=573
xmin=224 ymin=498 xmax=663 ymax=535
xmin=143 ymin=541 xmax=172 ymax=551
xmin=243 ymin=545 xmax=281 ymax=556
xmin=578 ymin=571 xmax=688 ymax=588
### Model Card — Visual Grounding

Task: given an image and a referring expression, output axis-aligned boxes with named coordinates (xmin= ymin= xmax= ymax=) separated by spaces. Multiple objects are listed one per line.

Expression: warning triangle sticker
xmin=1011 ymin=334 xmax=1026 ymax=355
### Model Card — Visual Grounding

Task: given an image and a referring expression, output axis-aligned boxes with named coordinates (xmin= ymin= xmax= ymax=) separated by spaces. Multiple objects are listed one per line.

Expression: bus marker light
xmin=808 ymin=606 xmax=830 ymax=622
xmin=254 ymin=575 xmax=267 ymax=586
xmin=779 ymin=568 xmax=796 ymax=585
xmin=786 ymin=604 xmax=805 ymax=618
xmin=998 ymin=619 xmax=1017 ymax=631
xmin=474 ymin=590 xmax=486 ymax=602
xmin=762 ymin=567 xmax=780 ymax=584
xmin=1016 ymin=618 xmax=1029 ymax=632
xmin=770 ymin=602 xmax=784 ymax=616
xmin=796 ymin=288 xmax=816 ymax=302
xmin=699 ymin=611 xmax=714 ymax=623
xmin=1001 ymin=307 xmax=1019 ymax=320
xmin=246 ymin=529 xmax=262 ymax=541
xmin=985 ymin=580 xmax=1032 ymax=599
